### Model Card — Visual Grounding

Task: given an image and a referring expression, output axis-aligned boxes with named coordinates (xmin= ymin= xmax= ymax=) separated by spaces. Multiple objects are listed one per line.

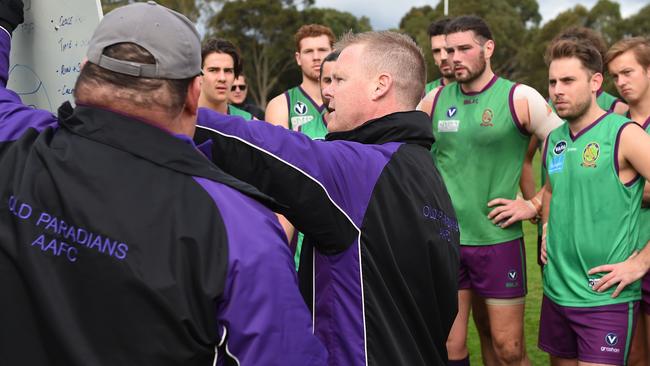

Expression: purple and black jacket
xmin=0 ymin=30 xmax=325 ymax=365
xmin=195 ymin=107 xmax=461 ymax=365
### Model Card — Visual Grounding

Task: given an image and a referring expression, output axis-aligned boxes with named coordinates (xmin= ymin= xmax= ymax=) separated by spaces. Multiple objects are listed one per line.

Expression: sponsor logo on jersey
xmin=601 ymin=332 xmax=621 ymax=353
xmin=291 ymin=115 xmax=314 ymax=131
xmin=464 ymin=98 xmax=479 ymax=105
xmin=438 ymin=120 xmax=460 ymax=132
xmin=446 ymin=106 xmax=457 ymax=118
xmin=549 ymin=155 xmax=565 ymax=174
xmin=481 ymin=108 xmax=494 ymax=127
xmin=553 ymin=140 xmax=567 ymax=155
xmin=581 ymin=142 xmax=600 ymax=168
xmin=293 ymin=101 xmax=308 ymax=116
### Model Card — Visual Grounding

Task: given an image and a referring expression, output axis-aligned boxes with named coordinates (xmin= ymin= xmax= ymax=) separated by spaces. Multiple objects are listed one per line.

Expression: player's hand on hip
xmin=588 ymin=251 xmax=643 ymax=298
xmin=487 ymin=197 xmax=537 ymax=228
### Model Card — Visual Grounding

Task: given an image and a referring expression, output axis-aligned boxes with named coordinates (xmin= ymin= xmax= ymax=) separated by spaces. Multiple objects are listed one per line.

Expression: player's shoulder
xmin=418 ymin=85 xmax=445 ymax=116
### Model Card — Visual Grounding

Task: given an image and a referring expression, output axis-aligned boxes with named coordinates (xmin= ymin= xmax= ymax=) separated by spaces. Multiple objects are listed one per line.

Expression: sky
xmin=313 ymin=0 xmax=648 ymax=30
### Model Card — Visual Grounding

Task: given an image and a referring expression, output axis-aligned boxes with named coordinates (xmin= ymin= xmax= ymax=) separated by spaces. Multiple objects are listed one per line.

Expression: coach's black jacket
xmin=195 ymin=109 xmax=461 ymax=365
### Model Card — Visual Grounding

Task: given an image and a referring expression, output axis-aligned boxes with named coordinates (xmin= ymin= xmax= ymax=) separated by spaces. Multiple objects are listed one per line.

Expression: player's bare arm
xmin=540 ymin=177 xmax=552 ymax=265
xmin=416 ymin=86 xmax=442 ymax=116
xmin=265 ymin=93 xmax=289 ymax=128
xmin=520 ymin=137 xmax=538 ymax=200
xmin=487 ymin=85 xmax=561 ymax=227
xmin=589 ymin=123 xmax=650 ymax=296
xmin=612 ymin=100 xmax=630 ymax=115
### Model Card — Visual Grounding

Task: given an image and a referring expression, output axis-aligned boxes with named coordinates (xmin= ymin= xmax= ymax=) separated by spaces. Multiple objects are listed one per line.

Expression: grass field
xmin=466 ymin=156 xmax=547 ymax=365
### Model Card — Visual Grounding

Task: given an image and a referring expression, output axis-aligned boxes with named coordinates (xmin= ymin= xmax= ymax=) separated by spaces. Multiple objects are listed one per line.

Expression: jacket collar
xmin=325 ymin=111 xmax=434 ymax=148
xmin=57 ymin=102 xmax=283 ymax=210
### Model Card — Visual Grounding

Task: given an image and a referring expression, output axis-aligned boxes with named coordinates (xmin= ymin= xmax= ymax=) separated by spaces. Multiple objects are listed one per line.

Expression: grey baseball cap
xmin=86 ymin=1 xmax=202 ymax=79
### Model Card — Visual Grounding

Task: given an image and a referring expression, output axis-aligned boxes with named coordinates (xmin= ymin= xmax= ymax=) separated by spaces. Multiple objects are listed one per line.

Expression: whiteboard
xmin=7 ymin=0 xmax=103 ymax=112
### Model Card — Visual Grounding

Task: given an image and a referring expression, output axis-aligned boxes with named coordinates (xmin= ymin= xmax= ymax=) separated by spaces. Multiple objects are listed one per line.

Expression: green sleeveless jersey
xmin=285 ymin=86 xmax=328 ymax=140
xmin=637 ymin=116 xmax=650 ymax=249
xmin=540 ymin=91 xmax=623 ymax=237
xmin=228 ymin=104 xmax=253 ymax=119
xmin=543 ymin=113 xmax=642 ymax=307
xmin=431 ymin=76 xmax=529 ymax=245
xmin=597 ymin=90 xmax=622 ymax=112
xmin=425 ymin=78 xmax=445 ymax=95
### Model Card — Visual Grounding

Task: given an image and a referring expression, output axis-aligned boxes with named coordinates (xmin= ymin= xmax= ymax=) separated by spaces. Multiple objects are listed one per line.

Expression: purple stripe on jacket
xmin=197 ymin=107 xmax=400 ymax=366
xmin=194 ymin=176 xmax=327 ymax=366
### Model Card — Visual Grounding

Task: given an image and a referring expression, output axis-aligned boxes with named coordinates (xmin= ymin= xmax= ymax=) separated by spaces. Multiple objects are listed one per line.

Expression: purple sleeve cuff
xmin=0 ymin=28 xmax=58 ymax=142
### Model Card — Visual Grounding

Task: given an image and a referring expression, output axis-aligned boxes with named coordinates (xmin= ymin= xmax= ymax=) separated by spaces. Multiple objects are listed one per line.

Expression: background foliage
xmin=102 ymin=0 xmax=649 ymax=107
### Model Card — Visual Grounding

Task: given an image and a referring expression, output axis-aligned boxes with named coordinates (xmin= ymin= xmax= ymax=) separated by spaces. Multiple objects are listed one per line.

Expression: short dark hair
xmin=444 ymin=15 xmax=493 ymax=42
xmin=319 ymin=50 xmax=340 ymax=80
xmin=545 ymin=39 xmax=603 ymax=75
xmin=554 ymin=27 xmax=607 ymax=72
xmin=75 ymin=43 xmax=192 ymax=116
xmin=427 ymin=18 xmax=452 ymax=38
xmin=201 ymin=38 xmax=242 ymax=78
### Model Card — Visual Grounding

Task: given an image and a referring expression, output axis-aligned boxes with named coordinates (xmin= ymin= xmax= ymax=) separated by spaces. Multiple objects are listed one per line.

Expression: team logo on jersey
xmin=581 ymin=142 xmax=600 ymax=168
xmin=506 ymin=269 xmax=519 ymax=288
xmin=481 ymin=108 xmax=494 ymax=127
xmin=446 ymin=106 xmax=457 ymax=118
xmin=553 ymin=140 xmax=567 ymax=155
xmin=605 ymin=333 xmax=618 ymax=346
xmin=293 ymin=101 xmax=308 ymax=116
xmin=601 ymin=332 xmax=621 ymax=353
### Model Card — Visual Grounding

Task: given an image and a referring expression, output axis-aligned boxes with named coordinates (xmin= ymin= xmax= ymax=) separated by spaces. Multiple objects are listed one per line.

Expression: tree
xmin=621 ymin=4 xmax=650 ymax=37
xmin=100 ymin=0 xmax=209 ymax=21
xmin=505 ymin=0 xmax=541 ymax=27
xmin=206 ymin=0 xmax=301 ymax=108
xmin=517 ymin=5 xmax=590 ymax=95
xmin=206 ymin=0 xmax=371 ymax=108
xmin=398 ymin=6 xmax=440 ymax=83
xmin=585 ymin=0 xmax=623 ymax=45
xmin=398 ymin=0 xmax=539 ymax=83
xmin=302 ymin=7 xmax=372 ymax=39
xmin=517 ymin=0 xmax=625 ymax=98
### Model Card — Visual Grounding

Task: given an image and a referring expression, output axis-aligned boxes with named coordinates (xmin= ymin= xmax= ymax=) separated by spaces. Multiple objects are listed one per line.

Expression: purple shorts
xmin=538 ymin=295 xmax=638 ymax=365
xmin=641 ymin=272 xmax=650 ymax=315
xmin=458 ymin=238 xmax=527 ymax=298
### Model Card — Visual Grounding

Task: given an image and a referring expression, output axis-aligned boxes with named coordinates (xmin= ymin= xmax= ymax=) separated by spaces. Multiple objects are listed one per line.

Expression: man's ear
xmin=295 ymin=51 xmax=302 ymax=66
xmin=483 ymin=39 xmax=495 ymax=59
xmin=371 ymin=73 xmax=392 ymax=101
xmin=185 ymin=76 xmax=202 ymax=115
xmin=590 ymin=72 xmax=603 ymax=94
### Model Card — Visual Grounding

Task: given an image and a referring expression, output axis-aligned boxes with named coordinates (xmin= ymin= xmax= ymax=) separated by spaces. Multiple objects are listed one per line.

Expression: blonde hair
xmin=336 ymin=31 xmax=426 ymax=108
xmin=606 ymin=37 xmax=650 ymax=69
